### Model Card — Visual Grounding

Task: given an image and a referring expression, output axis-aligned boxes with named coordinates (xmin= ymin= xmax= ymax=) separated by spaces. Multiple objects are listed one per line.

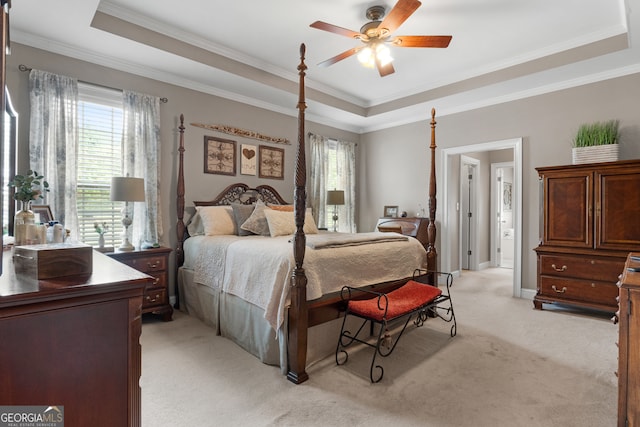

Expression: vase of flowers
xmin=8 ymin=170 xmax=49 ymax=246
xmin=94 ymin=222 xmax=109 ymax=249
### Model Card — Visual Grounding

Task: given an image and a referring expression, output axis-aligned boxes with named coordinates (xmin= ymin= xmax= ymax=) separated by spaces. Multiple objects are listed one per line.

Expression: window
xmin=76 ymin=83 xmax=124 ymax=248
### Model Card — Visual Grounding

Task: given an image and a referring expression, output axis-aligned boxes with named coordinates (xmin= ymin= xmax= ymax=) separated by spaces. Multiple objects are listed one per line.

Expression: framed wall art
xmin=240 ymin=144 xmax=257 ymax=176
xmin=259 ymin=145 xmax=284 ymax=180
xmin=204 ymin=136 xmax=236 ymax=176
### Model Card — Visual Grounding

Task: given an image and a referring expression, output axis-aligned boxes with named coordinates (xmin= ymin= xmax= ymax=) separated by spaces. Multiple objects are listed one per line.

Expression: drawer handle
xmin=153 ymin=277 xmax=160 ymax=286
xmin=147 ymin=261 xmax=160 ymax=269
xmin=146 ymin=293 xmax=161 ymax=303
xmin=551 ymin=285 xmax=567 ymax=293
xmin=551 ymin=264 xmax=567 ymax=272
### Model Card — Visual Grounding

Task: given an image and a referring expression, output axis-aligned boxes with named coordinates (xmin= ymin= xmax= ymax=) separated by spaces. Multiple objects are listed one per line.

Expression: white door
xmin=460 ymin=156 xmax=479 ymax=270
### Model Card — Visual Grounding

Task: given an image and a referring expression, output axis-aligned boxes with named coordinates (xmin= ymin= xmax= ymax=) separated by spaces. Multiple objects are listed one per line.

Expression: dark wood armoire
xmin=534 ymin=159 xmax=640 ymax=312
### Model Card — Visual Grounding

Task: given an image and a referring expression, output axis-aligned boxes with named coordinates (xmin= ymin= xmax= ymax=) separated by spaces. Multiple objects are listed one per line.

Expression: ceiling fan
xmin=310 ymin=0 xmax=452 ymax=77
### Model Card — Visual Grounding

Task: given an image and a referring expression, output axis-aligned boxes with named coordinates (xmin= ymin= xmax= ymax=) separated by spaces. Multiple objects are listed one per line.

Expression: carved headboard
xmin=193 ymin=183 xmax=290 ymax=207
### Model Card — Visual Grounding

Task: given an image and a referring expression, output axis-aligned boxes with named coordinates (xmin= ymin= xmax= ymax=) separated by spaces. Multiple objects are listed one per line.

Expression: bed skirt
xmin=178 ymin=267 xmax=350 ymax=373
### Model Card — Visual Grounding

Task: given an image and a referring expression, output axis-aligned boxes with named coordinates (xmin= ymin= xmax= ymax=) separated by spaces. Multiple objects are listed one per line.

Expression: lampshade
xmin=326 ymin=190 xmax=345 ymax=206
xmin=110 ymin=177 xmax=145 ymax=202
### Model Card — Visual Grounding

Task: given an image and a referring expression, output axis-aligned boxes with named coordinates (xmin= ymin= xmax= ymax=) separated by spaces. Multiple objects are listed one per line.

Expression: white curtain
xmin=28 ymin=69 xmax=79 ymax=236
xmin=122 ymin=90 xmax=162 ymax=249
xmin=309 ymin=133 xmax=357 ymax=232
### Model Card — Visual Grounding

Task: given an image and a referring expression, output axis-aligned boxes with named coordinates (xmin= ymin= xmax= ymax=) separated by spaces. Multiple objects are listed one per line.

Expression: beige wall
xmin=6 ymin=43 xmax=359 ymax=299
xmin=361 ymin=73 xmax=640 ymax=291
xmin=8 ymin=42 xmax=640 ymax=298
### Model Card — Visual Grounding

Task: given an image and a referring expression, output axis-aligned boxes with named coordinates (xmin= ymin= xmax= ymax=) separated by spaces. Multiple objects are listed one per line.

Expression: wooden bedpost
xmin=287 ymin=43 xmax=309 ymax=384
xmin=175 ymin=114 xmax=186 ymax=309
xmin=426 ymin=108 xmax=438 ymax=281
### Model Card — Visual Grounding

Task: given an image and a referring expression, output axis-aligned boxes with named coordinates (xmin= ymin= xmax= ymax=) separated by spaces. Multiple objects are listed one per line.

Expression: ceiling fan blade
xmin=378 ymin=0 xmax=422 ymax=34
xmin=318 ymin=47 xmax=363 ymax=67
xmin=310 ymin=21 xmax=362 ymax=39
xmin=377 ymin=60 xmax=395 ymax=77
xmin=392 ymin=35 xmax=452 ymax=48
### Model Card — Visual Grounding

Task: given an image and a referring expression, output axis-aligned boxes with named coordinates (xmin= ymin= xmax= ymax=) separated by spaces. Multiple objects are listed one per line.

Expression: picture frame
xmin=383 ymin=205 xmax=399 ymax=218
xmin=32 ymin=205 xmax=54 ymax=224
xmin=240 ymin=143 xmax=257 ymax=176
xmin=204 ymin=135 xmax=236 ymax=176
xmin=259 ymin=145 xmax=284 ymax=180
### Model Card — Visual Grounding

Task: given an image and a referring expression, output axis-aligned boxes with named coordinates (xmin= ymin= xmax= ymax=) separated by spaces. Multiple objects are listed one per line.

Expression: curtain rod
xmin=18 ymin=64 xmax=168 ymax=103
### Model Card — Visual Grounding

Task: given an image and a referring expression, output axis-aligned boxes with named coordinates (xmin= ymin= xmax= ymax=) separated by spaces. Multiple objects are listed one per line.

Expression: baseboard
xmin=520 ymin=288 xmax=536 ymax=300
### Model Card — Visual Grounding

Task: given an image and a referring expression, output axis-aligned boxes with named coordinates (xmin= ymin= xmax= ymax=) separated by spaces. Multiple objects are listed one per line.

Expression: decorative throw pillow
xmin=240 ymin=200 xmax=271 ymax=236
xmin=186 ymin=211 xmax=205 ymax=236
xmin=263 ymin=208 xmax=319 ymax=237
xmin=231 ymin=203 xmax=256 ymax=236
xmin=267 ymin=204 xmax=294 ymax=212
xmin=196 ymin=205 xmax=237 ymax=236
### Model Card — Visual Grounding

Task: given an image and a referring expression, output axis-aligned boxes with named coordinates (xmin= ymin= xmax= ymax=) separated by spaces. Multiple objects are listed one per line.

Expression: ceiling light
xmin=357 ymin=43 xmax=393 ymax=69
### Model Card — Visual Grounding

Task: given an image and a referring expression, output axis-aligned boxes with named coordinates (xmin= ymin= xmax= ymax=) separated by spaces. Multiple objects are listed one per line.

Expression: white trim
xmin=441 ymin=138 xmax=523 ymax=298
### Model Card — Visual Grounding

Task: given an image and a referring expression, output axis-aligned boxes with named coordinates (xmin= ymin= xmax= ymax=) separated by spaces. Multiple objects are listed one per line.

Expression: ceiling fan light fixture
xmin=358 ymin=43 xmax=393 ymax=68
xmin=376 ymin=44 xmax=393 ymax=66
xmin=357 ymin=46 xmax=375 ymax=68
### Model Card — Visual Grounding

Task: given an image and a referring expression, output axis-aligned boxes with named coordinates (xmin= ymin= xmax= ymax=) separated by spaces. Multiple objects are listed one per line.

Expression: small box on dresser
xmin=13 ymin=243 xmax=93 ymax=279
xmin=107 ymin=246 xmax=173 ymax=321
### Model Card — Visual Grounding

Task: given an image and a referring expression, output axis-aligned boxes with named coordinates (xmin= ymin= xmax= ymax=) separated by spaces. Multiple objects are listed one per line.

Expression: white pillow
xmin=196 ymin=205 xmax=237 ymax=236
xmin=263 ymin=208 xmax=319 ymax=237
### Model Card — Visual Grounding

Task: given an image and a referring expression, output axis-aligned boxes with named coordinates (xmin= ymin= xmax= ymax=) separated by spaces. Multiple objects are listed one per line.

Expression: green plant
xmin=573 ymin=120 xmax=619 ymax=147
xmin=7 ymin=170 xmax=50 ymax=203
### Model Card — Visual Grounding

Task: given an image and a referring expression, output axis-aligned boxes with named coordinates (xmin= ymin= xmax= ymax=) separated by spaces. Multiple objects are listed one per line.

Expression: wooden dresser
xmin=534 ymin=160 xmax=640 ymax=312
xmin=107 ymin=247 xmax=173 ymax=321
xmin=616 ymin=253 xmax=640 ymax=427
xmin=376 ymin=217 xmax=429 ymax=250
xmin=0 ymin=249 xmax=151 ymax=427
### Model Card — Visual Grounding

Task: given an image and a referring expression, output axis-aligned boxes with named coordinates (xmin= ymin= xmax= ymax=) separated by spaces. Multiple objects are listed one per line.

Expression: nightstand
xmin=106 ymin=246 xmax=173 ymax=321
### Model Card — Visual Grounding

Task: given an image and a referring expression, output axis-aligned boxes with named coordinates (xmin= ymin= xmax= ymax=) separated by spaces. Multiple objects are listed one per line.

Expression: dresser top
xmin=0 ymin=249 xmax=150 ymax=305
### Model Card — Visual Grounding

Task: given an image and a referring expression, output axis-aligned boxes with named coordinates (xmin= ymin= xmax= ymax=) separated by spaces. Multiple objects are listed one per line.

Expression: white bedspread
xmin=184 ymin=233 xmax=427 ymax=331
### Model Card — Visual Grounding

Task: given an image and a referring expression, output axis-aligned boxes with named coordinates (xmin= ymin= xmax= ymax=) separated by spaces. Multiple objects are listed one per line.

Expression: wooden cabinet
xmin=616 ymin=253 xmax=640 ymax=427
xmin=107 ymin=247 xmax=173 ymax=321
xmin=534 ymin=160 xmax=640 ymax=312
xmin=0 ymin=250 xmax=150 ymax=427
xmin=376 ymin=217 xmax=429 ymax=250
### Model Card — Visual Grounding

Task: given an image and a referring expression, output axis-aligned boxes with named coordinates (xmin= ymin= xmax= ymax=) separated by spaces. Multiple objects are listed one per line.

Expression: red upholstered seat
xmin=348 ymin=280 xmax=442 ymax=321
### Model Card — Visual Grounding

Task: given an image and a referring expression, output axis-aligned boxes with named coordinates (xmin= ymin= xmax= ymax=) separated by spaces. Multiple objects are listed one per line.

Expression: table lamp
xmin=326 ymin=189 xmax=345 ymax=232
xmin=110 ymin=176 xmax=145 ymax=251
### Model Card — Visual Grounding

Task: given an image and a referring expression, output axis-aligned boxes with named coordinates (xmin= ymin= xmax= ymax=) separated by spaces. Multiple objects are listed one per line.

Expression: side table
xmin=107 ymin=246 xmax=173 ymax=321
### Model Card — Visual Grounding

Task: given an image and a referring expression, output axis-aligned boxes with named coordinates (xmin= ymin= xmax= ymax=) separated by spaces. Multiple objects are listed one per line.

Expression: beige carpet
xmin=141 ymin=268 xmax=618 ymax=426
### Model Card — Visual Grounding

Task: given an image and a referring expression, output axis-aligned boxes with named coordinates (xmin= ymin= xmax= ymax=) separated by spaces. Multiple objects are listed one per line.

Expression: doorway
xmin=440 ymin=138 xmax=523 ymax=298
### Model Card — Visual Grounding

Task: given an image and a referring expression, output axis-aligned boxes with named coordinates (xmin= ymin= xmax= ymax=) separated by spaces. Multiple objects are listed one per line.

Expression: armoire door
xmin=543 ymin=169 xmax=593 ymax=248
xmin=596 ymin=169 xmax=640 ymax=251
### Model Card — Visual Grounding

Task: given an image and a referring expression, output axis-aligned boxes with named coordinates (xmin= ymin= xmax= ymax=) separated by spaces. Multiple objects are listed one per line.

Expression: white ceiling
xmin=8 ymin=0 xmax=639 ymax=133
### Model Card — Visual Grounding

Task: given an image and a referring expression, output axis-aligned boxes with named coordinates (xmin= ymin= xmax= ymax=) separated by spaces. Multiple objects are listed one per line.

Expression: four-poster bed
xmin=174 ymin=44 xmax=439 ymax=384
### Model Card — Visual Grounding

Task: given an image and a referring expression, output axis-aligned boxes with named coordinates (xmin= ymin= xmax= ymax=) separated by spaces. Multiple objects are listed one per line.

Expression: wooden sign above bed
xmin=191 ymin=122 xmax=290 ymax=145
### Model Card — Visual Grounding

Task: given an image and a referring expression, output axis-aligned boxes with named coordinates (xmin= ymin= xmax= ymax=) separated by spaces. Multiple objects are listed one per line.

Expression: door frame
xmin=440 ymin=138 xmax=523 ymax=298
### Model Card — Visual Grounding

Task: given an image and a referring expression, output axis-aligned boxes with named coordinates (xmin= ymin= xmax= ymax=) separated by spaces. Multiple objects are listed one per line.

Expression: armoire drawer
xmin=539 ymin=275 xmax=619 ymax=306
xmin=539 ymin=254 xmax=624 ymax=282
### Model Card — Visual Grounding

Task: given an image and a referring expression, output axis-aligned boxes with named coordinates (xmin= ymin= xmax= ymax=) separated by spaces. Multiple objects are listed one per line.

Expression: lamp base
xmin=118 ymin=238 xmax=135 ymax=252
